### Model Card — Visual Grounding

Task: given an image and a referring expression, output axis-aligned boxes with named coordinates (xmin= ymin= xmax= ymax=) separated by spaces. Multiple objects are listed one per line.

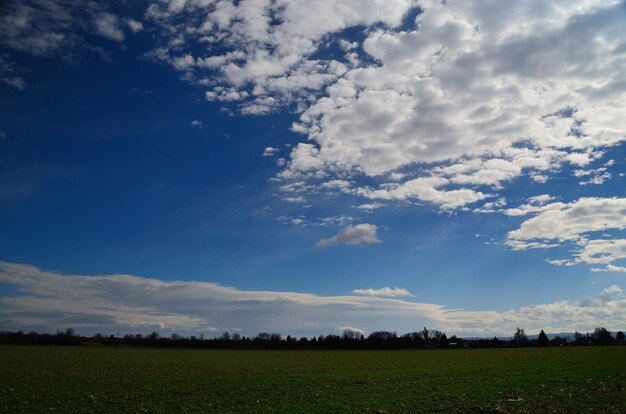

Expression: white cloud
xmin=527 ymin=195 xmax=554 ymax=205
xmin=339 ymin=39 xmax=358 ymax=51
xmin=145 ymin=0 xmax=626 ymax=211
xmin=546 ymin=259 xmax=577 ymax=267
xmin=502 ymin=195 xmax=563 ymax=217
xmin=94 ymin=12 xmax=125 ymax=42
xmin=529 ymin=173 xmax=549 ymax=184
xmin=599 ymin=285 xmax=624 ymax=301
xmin=506 ymin=197 xmax=626 ymax=270
xmin=2 ymin=260 xmax=626 ymax=337
xmin=507 ymin=197 xmax=626 ymax=247
xmin=579 ymin=171 xmax=612 ymax=186
xmin=577 ymin=239 xmax=626 ymax=265
xmin=320 ymin=180 xmax=351 ymax=191
xmin=281 ymin=1 xmax=626 ymax=205
xmin=282 ymin=196 xmax=306 ymax=203
xmin=591 ymin=264 xmax=626 ymax=273
xmin=278 ymin=214 xmax=354 ymax=227
xmin=0 ymin=0 xmax=80 ymax=56
xmin=0 ymin=0 xmax=145 ymax=93
xmin=125 ymin=18 xmax=144 ymax=33
xmin=474 ymin=197 xmax=507 ymax=213
xmin=262 ymin=146 xmax=279 ymax=157
xmin=355 ymin=175 xmax=486 ymax=207
xmin=317 ymin=215 xmax=354 ymax=227
xmin=2 ymin=77 xmax=25 ymax=90
xmin=356 ymin=202 xmax=385 ymax=212
xmin=190 ymin=120 xmax=203 ymax=128
xmin=352 ymin=287 xmax=412 ymax=297
xmin=315 ymin=223 xmax=381 ymax=248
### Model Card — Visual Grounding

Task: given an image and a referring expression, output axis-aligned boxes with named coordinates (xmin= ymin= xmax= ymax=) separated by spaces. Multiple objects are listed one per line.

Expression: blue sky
xmin=1 ymin=0 xmax=626 ymax=337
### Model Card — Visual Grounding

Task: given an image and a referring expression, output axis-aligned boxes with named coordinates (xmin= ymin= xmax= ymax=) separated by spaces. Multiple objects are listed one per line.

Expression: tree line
xmin=1 ymin=326 xmax=625 ymax=349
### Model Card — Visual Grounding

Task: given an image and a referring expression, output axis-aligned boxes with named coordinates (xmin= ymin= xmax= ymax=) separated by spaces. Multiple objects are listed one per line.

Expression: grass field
xmin=1 ymin=345 xmax=625 ymax=413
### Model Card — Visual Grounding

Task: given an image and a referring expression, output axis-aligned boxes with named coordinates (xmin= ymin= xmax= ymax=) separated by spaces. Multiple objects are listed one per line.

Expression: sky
xmin=1 ymin=0 xmax=626 ymax=338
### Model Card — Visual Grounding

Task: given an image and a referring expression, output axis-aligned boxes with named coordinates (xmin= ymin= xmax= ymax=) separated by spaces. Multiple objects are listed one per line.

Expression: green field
xmin=1 ymin=345 xmax=625 ymax=413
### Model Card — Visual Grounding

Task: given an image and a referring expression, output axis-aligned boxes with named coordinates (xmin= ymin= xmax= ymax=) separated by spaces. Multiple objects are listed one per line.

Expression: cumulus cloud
xmin=2 ymin=2 xmax=625 ymax=212
xmin=352 ymin=287 xmax=412 ymax=297
xmin=315 ymin=223 xmax=381 ymax=248
xmin=507 ymin=197 xmax=626 ymax=247
xmin=283 ymin=0 xmax=626 ymax=203
xmin=143 ymin=0 xmax=626 ymax=212
xmin=1 ymin=261 xmax=626 ymax=337
xmin=355 ymin=176 xmax=490 ymax=211
xmin=577 ymin=239 xmax=626 ymax=265
xmin=506 ymin=197 xmax=626 ymax=271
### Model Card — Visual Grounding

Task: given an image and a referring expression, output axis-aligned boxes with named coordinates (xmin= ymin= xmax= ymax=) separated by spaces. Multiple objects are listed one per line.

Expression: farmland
xmin=1 ymin=345 xmax=625 ymax=413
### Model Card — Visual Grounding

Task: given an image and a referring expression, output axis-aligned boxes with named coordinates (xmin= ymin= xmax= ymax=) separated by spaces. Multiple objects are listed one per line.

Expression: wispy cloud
xmin=125 ymin=18 xmax=144 ymax=33
xmin=94 ymin=12 xmax=125 ymax=42
xmin=1 ymin=261 xmax=626 ymax=337
xmin=591 ymin=264 xmax=626 ymax=273
xmin=352 ymin=287 xmax=412 ymax=298
xmin=0 ymin=1 xmax=145 ymax=88
xmin=2 ymin=77 xmax=25 ymax=90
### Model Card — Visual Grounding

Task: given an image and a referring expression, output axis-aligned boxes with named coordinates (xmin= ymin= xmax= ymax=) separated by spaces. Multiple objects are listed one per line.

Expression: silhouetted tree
xmin=401 ymin=332 xmax=425 ymax=347
xmin=342 ymin=328 xmax=361 ymax=340
xmin=2 ymin=325 xmax=619 ymax=349
xmin=592 ymin=327 xmax=613 ymax=345
xmin=537 ymin=330 xmax=549 ymax=346
xmin=170 ymin=333 xmax=181 ymax=341
xmin=513 ymin=327 xmax=527 ymax=345
xmin=573 ymin=331 xmax=586 ymax=345
xmin=367 ymin=331 xmax=396 ymax=348
xmin=256 ymin=332 xmax=271 ymax=341
xmin=550 ymin=336 xmax=569 ymax=346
